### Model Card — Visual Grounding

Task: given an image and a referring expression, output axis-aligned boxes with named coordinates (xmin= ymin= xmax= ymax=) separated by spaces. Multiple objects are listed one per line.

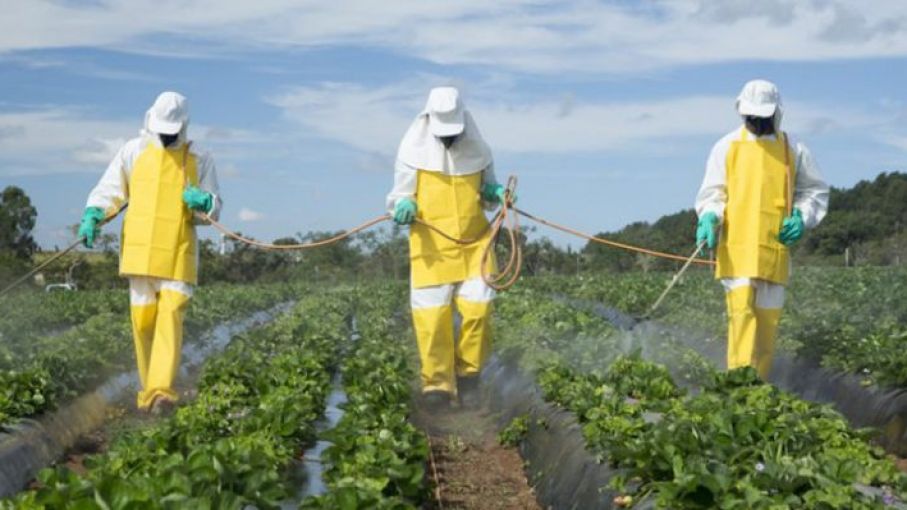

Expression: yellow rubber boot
xmin=753 ymin=307 xmax=782 ymax=380
xmin=454 ymin=298 xmax=492 ymax=378
xmin=130 ymin=303 xmax=157 ymax=400
xmin=412 ymin=304 xmax=456 ymax=395
xmin=138 ymin=290 xmax=190 ymax=409
xmin=726 ymin=285 xmax=758 ymax=372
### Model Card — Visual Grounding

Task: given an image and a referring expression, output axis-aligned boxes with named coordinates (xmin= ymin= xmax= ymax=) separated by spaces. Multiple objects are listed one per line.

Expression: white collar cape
xmin=396 ymin=110 xmax=492 ymax=175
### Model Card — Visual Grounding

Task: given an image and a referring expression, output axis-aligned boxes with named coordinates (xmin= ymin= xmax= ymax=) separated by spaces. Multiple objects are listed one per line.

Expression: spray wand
xmin=641 ymin=240 xmax=708 ymax=320
xmin=0 ymin=208 xmax=125 ymax=298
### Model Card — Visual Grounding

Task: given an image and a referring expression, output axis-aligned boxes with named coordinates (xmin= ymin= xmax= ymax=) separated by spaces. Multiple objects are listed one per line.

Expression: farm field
xmin=527 ymin=267 xmax=907 ymax=389
xmin=0 ymin=283 xmax=441 ymax=509
xmin=2 ymin=272 xmax=907 ymax=508
xmin=0 ymin=283 xmax=298 ymax=429
xmin=493 ymin=284 xmax=907 ymax=508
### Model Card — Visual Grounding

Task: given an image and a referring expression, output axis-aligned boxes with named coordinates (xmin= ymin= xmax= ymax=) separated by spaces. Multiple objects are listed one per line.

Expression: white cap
xmin=736 ymin=79 xmax=781 ymax=118
xmin=426 ymin=87 xmax=465 ymax=137
xmin=147 ymin=91 xmax=189 ymax=135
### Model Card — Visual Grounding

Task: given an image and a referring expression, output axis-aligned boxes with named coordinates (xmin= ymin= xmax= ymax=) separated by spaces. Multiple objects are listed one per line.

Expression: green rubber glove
xmin=78 ymin=207 xmax=105 ymax=248
xmin=696 ymin=212 xmax=719 ymax=252
xmin=779 ymin=208 xmax=804 ymax=246
xmin=393 ymin=198 xmax=417 ymax=225
xmin=183 ymin=186 xmax=213 ymax=213
xmin=481 ymin=183 xmax=516 ymax=204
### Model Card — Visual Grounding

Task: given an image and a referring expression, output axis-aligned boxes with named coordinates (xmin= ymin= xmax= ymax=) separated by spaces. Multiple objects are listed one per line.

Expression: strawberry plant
xmin=3 ymin=291 xmax=350 ymax=509
xmin=0 ymin=282 xmax=298 ymax=429
xmin=494 ymin=286 xmax=907 ymax=508
xmin=530 ymin=267 xmax=907 ymax=389
xmin=499 ymin=415 xmax=530 ymax=447
xmin=303 ymin=284 xmax=429 ymax=509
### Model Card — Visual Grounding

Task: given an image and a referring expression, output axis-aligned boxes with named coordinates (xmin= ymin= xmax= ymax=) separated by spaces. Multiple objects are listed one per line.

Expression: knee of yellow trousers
xmin=412 ymin=305 xmax=456 ymax=394
xmin=130 ymin=303 xmax=158 ymax=339
xmin=153 ymin=291 xmax=190 ymax=352
xmin=153 ymin=290 xmax=190 ymax=349
xmin=725 ymin=285 xmax=756 ymax=315
xmin=158 ymin=289 xmax=191 ymax=313
xmin=726 ymin=286 xmax=758 ymax=371
xmin=454 ymin=298 xmax=492 ymax=376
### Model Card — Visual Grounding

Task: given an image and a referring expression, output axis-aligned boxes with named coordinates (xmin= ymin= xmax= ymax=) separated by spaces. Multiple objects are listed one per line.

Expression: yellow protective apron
xmin=120 ymin=142 xmax=199 ymax=284
xmin=716 ymin=128 xmax=794 ymax=285
xmin=409 ymin=170 xmax=495 ymax=288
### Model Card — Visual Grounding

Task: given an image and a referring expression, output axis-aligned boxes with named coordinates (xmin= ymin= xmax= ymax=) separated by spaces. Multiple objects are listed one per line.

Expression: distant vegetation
xmin=2 ymin=173 xmax=906 ymax=290
xmin=583 ymin=172 xmax=907 ymax=271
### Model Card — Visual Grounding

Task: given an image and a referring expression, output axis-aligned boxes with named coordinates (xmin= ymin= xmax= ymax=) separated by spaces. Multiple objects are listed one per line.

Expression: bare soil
xmin=413 ymin=401 xmax=542 ymax=510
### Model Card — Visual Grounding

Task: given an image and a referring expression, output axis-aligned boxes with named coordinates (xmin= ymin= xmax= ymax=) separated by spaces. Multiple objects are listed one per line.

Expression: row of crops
xmin=303 ymin=285 xmax=429 ymax=508
xmin=4 ymin=269 xmax=907 ymax=508
xmin=493 ymin=285 xmax=907 ymax=508
xmin=2 ymin=284 xmax=431 ymax=509
xmin=527 ymin=267 xmax=907 ymax=389
xmin=0 ymin=283 xmax=298 ymax=429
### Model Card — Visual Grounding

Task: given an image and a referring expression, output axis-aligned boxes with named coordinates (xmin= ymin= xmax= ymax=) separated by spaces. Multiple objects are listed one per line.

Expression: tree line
xmin=583 ymin=172 xmax=907 ymax=271
xmin=1 ymin=172 xmax=906 ymax=289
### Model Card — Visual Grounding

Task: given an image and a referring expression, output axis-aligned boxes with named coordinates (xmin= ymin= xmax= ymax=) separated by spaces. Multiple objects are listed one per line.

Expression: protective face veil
xmin=744 ymin=115 xmax=776 ymax=137
xmin=159 ymin=133 xmax=179 ymax=147
xmin=439 ymin=135 xmax=459 ymax=149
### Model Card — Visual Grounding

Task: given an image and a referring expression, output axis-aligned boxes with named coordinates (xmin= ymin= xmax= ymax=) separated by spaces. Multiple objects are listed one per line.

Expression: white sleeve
xmin=86 ymin=141 xmax=136 ymax=216
xmin=695 ymin=137 xmax=729 ymax=220
xmin=386 ymin=158 xmax=417 ymax=213
xmin=196 ymin=150 xmax=222 ymax=222
xmin=792 ymin=141 xmax=829 ymax=229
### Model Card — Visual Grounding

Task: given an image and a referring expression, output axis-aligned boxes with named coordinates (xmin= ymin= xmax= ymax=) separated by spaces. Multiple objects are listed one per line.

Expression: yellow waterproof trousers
xmin=129 ymin=277 xmax=192 ymax=409
xmin=725 ymin=283 xmax=782 ymax=380
xmin=411 ymin=278 xmax=494 ymax=395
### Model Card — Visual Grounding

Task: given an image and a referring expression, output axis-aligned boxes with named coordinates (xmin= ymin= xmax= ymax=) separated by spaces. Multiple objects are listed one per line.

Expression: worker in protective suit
xmin=695 ymin=79 xmax=828 ymax=380
xmin=387 ymin=87 xmax=508 ymax=410
xmin=78 ymin=91 xmax=221 ymax=413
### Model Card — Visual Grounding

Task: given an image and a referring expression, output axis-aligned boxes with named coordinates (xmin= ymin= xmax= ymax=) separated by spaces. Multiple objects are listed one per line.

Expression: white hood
xmin=142 ymin=91 xmax=190 ymax=146
xmin=396 ymin=89 xmax=492 ymax=175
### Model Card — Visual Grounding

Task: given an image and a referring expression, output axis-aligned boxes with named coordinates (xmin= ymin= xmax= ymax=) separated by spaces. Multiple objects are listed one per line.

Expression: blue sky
xmin=3 ymin=1 xmax=907 ymax=249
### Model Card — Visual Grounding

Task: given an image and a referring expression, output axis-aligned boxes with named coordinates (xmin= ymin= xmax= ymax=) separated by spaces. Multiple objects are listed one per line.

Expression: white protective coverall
xmin=85 ymin=92 xmax=221 ymax=409
xmin=387 ymin=87 xmax=500 ymax=397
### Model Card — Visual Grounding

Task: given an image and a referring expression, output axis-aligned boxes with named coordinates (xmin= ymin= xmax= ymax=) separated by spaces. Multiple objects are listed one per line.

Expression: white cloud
xmin=238 ymin=207 xmax=265 ymax=222
xmin=219 ymin=163 xmax=242 ymax=178
xmin=0 ymin=79 xmax=900 ymax=180
xmin=878 ymin=135 xmax=907 ymax=152
xmin=71 ymin=137 xmax=128 ymax=165
xmin=4 ymin=1 xmax=907 ymax=74
xmin=268 ymin=79 xmax=895 ymax=156
xmin=268 ymin=76 xmax=905 ymax=169
xmin=0 ymin=105 xmax=267 ymax=176
xmin=267 ymin=80 xmax=424 ymax=155
xmin=0 ymin=109 xmax=136 ymax=175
